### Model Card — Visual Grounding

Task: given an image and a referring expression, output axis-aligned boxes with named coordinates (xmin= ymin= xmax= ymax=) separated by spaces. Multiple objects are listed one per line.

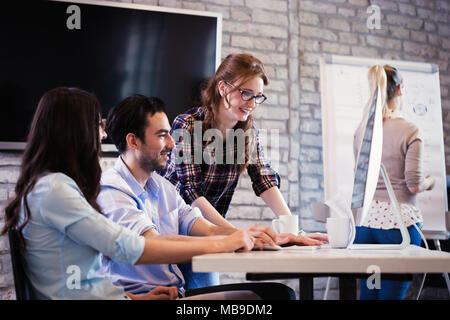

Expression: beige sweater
xmin=373 ymin=117 xmax=424 ymax=205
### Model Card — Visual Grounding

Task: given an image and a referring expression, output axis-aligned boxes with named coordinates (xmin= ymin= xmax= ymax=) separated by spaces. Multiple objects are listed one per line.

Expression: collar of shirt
xmin=114 ymin=156 xmax=160 ymax=201
xmin=112 ymin=156 xmax=162 ymax=233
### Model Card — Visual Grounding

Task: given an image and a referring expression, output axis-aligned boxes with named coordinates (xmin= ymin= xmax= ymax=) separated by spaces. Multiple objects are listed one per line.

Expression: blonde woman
xmin=353 ymin=65 xmax=435 ymax=300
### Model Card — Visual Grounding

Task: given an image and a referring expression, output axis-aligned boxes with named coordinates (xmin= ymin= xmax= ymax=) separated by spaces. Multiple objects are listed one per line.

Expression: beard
xmin=138 ymin=152 xmax=167 ymax=173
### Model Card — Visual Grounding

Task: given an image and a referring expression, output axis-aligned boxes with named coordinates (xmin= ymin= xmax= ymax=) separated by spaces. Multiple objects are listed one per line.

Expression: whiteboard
xmin=320 ymin=55 xmax=448 ymax=233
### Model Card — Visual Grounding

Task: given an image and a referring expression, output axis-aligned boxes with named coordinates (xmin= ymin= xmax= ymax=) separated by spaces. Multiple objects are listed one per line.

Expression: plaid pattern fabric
xmin=159 ymin=107 xmax=280 ymax=217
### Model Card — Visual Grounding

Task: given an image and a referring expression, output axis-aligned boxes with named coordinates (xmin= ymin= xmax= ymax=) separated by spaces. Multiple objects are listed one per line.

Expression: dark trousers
xmin=184 ymin=282 xmax=296 ymax=300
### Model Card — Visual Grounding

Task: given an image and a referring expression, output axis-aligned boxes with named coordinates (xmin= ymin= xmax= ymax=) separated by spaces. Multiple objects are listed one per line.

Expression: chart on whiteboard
xmin=401 ymin=70 xmax=447 ymax=232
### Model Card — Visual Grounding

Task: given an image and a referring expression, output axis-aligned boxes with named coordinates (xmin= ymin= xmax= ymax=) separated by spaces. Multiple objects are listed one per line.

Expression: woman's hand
xmin=425 ymin=175 xmax=435 ymax=191
xmin=305 ymin=232 xmax=328 ymax=243
xmin=409 ymin=175 xmax=435 ymax=194
xmin=126 ymin=286 xmax=179 ymax=300
xmin=275 ymin=232 xmax=327 ymax=247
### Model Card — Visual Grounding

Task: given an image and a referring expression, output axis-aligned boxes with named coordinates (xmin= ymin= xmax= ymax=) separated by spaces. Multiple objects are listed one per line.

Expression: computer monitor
xmin=351 ymin=86 xmax=383 ymax=227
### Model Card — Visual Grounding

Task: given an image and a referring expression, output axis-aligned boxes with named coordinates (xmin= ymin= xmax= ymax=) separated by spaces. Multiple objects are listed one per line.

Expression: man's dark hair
xmin=106 ymin=94 xmax=166 ymax=153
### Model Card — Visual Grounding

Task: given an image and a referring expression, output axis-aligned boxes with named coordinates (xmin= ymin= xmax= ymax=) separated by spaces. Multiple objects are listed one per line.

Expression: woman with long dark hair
xmin=1 ymin=87 xmax=254 ymax=299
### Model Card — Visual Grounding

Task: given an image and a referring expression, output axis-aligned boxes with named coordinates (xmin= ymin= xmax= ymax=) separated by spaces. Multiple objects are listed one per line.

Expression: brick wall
xmin=0 ymin=0 xmax=449 ymax=300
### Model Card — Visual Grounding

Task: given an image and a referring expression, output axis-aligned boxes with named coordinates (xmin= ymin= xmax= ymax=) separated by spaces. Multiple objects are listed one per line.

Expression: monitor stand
xmin=348 ymin=163 xmax=411 ymax=250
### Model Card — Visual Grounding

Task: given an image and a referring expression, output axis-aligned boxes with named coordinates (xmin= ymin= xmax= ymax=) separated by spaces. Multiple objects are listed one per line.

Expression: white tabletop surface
xmin=192 ymin=245 xmax=450 ymax=274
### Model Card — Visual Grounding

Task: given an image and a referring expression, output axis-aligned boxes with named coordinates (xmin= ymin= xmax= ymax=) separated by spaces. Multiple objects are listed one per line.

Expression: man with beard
xmin=96 ymin=94 xmax=295 ymax=300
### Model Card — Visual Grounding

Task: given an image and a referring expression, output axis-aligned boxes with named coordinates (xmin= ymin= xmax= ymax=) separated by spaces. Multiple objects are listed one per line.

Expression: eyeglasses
xmin=225 ymin=82 xmax=267 ymax=104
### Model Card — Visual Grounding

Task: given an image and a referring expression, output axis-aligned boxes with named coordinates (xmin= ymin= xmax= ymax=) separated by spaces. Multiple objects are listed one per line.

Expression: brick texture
xmin=0 ymin=0 xmax=449 ymax=300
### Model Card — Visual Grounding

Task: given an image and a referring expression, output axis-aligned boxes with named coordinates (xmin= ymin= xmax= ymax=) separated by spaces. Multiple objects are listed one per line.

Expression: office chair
xmin=7 ymin=229 xmax=33 ymax=300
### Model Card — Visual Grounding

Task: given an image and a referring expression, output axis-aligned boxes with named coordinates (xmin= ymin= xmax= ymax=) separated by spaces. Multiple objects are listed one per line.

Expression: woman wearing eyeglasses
xmin=161 ymin=53 xmax=327 ymax=289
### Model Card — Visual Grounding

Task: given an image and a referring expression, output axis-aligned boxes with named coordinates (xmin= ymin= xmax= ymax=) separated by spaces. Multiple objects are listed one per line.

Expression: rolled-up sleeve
xmin=66 ymin=214 xmax=145 ymax=265
xmin=40 ymin=181 xmax=145 ymax=265
xmin=176 ymin=195 xmax=202 ymax=235
xmin=246 ymin=128 xmax=280 ymax=196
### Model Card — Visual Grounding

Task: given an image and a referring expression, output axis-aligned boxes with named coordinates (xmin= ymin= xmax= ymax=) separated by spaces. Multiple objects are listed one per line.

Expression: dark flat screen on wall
xmin=0 ymin=0 xmax=218 ymax=150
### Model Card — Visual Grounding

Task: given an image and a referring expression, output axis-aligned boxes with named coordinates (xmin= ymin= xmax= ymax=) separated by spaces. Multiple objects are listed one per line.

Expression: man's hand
xmin=224 ymin=229 xmax=255 ymax=252
xmin=245 ymin=224 xmax=278 ymax=250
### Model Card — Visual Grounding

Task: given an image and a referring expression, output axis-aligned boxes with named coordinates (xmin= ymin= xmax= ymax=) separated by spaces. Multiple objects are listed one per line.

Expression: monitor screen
xmin=350 ymin=85 xmax=384 ymax=230
xmin=351 ymin=87 xmax=378 ymax=209
xmin=0 ymin=0 xmax=219 ymax=151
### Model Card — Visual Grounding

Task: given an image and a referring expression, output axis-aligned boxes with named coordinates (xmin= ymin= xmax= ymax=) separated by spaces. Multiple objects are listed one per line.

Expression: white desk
xmin=193 ymin=245 xmax=450 ymax=274
xmin=193 ymin=245 xmax=450 ymax=299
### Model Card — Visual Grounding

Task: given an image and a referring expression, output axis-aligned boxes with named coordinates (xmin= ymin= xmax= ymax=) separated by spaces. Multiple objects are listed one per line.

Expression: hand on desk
xmin=275 ymin=232 xmax=328 ymax=247
xmin=126 ymin=286 xmax=179 ymax=300
xmin=242 ymin=224 xmax=329 ymax=249
xmin=245 ymin=224 xmax=278 ymax=250
xmin=305 ymin=232 xmax=328 ymax=243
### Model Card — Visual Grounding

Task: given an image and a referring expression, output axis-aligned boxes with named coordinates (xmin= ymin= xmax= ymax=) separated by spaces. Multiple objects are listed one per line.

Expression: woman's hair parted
xmin=1 ymin=87 xmax=104 ymax=242
xmin=368 ymin=64 xmax=403 ymax=119
xmin=201 ymin=53 xmax=268 ymax=172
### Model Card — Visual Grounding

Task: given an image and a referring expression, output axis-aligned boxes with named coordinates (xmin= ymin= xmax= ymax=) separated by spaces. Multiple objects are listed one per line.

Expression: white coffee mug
xmin=272 ymin=215 xmax=299 ymax=235
xmin=326 ymin=217 xmax=351 ymax=248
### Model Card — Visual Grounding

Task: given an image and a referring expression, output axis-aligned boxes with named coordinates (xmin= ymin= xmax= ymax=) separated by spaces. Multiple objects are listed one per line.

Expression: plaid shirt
xmin=159 ymin=107 xmax=280 ymax=217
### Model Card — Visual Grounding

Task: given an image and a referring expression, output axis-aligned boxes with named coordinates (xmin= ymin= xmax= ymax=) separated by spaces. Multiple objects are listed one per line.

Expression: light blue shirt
xmin=19 ymin=172 xmax=145 ymax=300
xmin=97 ymin=157 xmax=202 ymax=295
